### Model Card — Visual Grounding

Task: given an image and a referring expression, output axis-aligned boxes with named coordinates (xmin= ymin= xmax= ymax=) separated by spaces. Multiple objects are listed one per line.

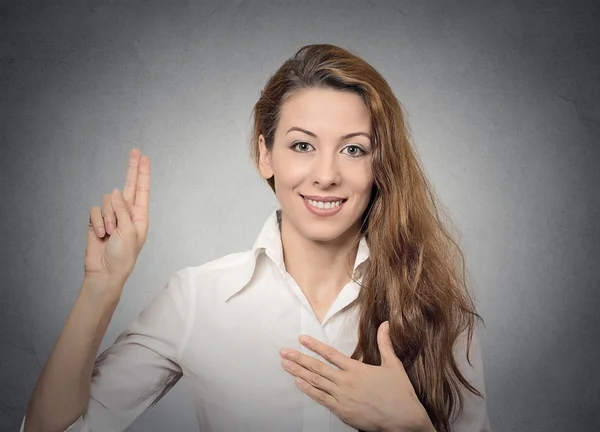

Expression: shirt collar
xmin=219 ymin=209 xmax=370 ymax=302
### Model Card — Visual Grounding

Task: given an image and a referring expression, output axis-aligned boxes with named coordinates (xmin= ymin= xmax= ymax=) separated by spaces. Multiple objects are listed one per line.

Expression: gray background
xmin=1 ymin=0 xmax=599 ymax=430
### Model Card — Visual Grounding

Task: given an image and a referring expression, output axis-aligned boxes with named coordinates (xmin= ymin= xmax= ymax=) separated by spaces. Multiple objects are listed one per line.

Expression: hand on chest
xmin=184 ymin=303 xmax=359 ymax=419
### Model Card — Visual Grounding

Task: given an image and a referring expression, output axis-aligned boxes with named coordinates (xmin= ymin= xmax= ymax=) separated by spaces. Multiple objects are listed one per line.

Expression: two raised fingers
xmin=89 ymin=148 xmax=146 ymax=238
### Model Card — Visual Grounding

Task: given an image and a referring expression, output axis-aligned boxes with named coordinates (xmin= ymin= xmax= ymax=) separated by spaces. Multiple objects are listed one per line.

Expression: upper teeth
xmin=304 ymin=198 xmax=344 ymax=209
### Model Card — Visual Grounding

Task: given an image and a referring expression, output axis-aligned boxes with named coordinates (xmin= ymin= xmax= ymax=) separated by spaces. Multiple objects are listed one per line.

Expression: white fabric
xmin=21 ymin=209 xmax=491 ymax=432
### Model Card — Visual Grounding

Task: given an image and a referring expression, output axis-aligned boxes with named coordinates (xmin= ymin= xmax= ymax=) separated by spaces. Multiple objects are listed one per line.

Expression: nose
xmin=311 ymin=151 xmax=341 ymax=188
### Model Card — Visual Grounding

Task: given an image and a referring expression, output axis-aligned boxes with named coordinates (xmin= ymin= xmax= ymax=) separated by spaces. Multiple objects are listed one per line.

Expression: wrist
xmin=81 ymin=277 xmax=124 ymax=307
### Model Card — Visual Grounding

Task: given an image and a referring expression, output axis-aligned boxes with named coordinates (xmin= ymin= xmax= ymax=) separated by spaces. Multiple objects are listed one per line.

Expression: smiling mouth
xmin=300 ymin=194 xmax=348 ymax=210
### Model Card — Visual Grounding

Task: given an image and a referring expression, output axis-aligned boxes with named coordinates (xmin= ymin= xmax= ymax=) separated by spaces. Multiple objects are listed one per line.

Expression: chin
xmin=295 ymin=215 xmax=357 ymax=243
xmin=302 ymin=228 xmax=346 ymax=243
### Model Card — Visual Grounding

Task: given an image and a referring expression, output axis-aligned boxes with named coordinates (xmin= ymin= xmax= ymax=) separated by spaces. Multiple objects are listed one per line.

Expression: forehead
xmin=277 ymin=88 xmax=371 ymax=134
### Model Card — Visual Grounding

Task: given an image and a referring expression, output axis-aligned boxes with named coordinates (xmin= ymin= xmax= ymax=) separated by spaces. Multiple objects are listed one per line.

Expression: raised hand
xmin=84 ymin=148 xmax=151 ymax=291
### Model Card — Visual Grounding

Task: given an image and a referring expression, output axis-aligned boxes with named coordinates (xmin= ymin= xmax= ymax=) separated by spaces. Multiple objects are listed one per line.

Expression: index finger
xmin=123 ymin=148 xmax=142 ymax=207
xmin=299 ymin=335 xmax=354 ymax=371
xmin=134 ymin=154 xmax=150 ymax=210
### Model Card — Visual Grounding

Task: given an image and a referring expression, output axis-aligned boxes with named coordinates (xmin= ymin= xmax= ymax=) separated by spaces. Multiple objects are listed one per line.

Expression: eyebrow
xmin=285 ymin=126 xmax=371 ymax=140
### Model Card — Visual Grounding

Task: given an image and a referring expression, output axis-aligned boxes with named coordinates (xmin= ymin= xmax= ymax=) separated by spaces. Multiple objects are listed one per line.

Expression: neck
xmin=280 ymin=211 xmax=361 ymax=303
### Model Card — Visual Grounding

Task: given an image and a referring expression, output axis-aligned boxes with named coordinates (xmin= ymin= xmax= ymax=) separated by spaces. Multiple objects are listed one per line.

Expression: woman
xmin=21 ymin=44 xmax=490 ymax=432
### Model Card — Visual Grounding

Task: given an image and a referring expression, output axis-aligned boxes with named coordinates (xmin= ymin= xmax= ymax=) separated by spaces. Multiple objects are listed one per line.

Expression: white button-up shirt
xmin=21 ymin=209 xmax=491 ymax=432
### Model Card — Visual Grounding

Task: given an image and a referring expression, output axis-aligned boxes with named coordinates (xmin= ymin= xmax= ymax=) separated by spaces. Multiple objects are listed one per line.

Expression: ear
xmin=258 ymin=134 xmax=274 ymax=180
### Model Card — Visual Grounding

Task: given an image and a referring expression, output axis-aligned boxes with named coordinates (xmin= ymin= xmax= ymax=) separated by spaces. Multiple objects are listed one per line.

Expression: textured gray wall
xmin=1 ymin=0 xmax=599 ymax=430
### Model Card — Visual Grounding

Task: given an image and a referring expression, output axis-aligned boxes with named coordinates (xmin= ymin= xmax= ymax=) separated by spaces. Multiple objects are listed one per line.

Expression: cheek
xmin=272 ymin=154 xmax=309 ymax=187
xmin=346 ymin=164 xmax=374 ymax=195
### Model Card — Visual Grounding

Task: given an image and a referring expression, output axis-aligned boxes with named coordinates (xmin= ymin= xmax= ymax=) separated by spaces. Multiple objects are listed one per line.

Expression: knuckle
xmin=316 ymin=390 xmax=327 ymax=403
xmin=324 ymin=350 xmax=336 ymax=361
xmin=310 ymin=362 xmax=321 ymax=374
xmin=310 ymin=373 xmax=321 ymax=386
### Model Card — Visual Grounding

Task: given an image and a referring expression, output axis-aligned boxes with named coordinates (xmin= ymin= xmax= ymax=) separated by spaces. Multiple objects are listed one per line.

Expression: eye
xmin=342 ymin=145 xmax=365 ymax=157
xmin=291 ymin=141 xmax=314 ymax=153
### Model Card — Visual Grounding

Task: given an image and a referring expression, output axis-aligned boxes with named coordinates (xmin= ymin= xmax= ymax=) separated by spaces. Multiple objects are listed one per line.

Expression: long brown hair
xmin=249 ymin=44 xmax=484 ymax=431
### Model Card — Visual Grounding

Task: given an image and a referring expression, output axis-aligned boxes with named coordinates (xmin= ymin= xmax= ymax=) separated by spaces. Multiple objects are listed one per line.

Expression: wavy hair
xmin=249 ymin=44 xmax=484 ymax=432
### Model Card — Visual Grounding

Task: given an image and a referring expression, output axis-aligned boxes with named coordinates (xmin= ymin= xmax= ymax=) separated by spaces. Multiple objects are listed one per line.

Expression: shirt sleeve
xmin=450 ymin=325 xmax=492 ymax=432
xmin=20 ymin=268 xmax=192 ymax=432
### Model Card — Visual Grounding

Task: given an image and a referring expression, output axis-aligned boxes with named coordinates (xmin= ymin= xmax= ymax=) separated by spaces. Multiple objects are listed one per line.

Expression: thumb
xmin=377 ymin=321 xmax=401 ymax=368
xmin=110 ymin=188 xmax=133 ymax=232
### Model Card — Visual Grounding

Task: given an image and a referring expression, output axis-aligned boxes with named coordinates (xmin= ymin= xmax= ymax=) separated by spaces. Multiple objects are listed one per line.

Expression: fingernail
xmin=96 ymin=227 xmax=105 ymax=236
xmin=280 ymin=349 xmax=293 ymax=357
xmin=106 ymin=222 xmax=115 ymax=233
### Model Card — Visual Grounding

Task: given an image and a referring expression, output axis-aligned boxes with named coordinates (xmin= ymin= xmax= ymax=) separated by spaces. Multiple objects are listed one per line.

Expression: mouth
xmin=299 ymin=194 xmax=348 ymax=216
xmin=300 ymin=194 xmax=347 ymax=209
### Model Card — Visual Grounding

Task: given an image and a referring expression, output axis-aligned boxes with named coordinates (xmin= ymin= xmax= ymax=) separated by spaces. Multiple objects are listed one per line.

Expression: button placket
xmin=300 ymin=305 xmax=332 ymax=432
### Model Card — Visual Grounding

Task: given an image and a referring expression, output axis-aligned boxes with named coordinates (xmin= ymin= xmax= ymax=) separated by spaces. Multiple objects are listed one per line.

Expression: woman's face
xmin=258 ymin=87 xmax=374 ymax=243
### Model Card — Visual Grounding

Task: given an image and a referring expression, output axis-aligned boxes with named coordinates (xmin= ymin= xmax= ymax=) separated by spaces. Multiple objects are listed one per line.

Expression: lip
xmin=300 ymin=194 xmax=346 ymax=217
xmin=301 ymin=195 xmax=347 ymax=202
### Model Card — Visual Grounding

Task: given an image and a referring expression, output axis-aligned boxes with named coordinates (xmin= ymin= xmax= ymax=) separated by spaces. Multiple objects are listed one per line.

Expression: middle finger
xmin=280 ymin=349 xmax=342 ymax=384
xmin=123 ymin=148 xmax=141 ymax=208
xmin=281 ymin=358 xmax=338 ymax=396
